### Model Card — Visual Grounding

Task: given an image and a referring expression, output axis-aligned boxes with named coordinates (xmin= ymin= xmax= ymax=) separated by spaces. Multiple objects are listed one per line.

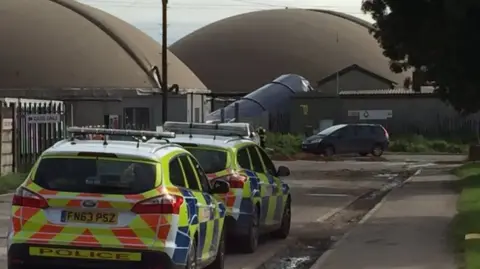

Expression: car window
xmin=179 ymin=155 xmax=201 ymax=191
xmin=237 ymin=147 xmax=251 ymax=169
xmin=169 ymin=158 xmax=187 ymax=188
xmin=34 ymin=157 xmax=156 ymax=194
xmin=189 ymin=155 xmax=210 ymax=192
xmin=355 ymin=126 xmax=369 ymax=137
xmin=184 ymin=147 xmax=227 ymax=174
xmin=317 ymin=124 xmax=346 ymax=136
xmin=337 ymin=125 xmax=354 ymax=137
xmin=373 ymin=126 xmax=385 ymax=137
xmin=258 ymin=147 xmax=276 ymax=175
xmin=247 ymin=146 xmax=264 ymax=173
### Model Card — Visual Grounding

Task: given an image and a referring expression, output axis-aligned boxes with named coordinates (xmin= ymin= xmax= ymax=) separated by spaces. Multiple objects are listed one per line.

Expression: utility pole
xmin=161 ymin=0 xmax=168 ymax=123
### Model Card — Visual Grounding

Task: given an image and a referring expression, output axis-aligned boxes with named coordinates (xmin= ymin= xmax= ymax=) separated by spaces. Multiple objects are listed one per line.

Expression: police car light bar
xmin=67 ymin=127 xmax=176 ymax=139
xmin=163 ymin=121 xmax=251 ymax=137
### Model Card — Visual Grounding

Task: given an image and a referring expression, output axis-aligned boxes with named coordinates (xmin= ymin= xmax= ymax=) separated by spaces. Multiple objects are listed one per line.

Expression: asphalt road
xmin=0 ymin=154 xmax=464 ymax=269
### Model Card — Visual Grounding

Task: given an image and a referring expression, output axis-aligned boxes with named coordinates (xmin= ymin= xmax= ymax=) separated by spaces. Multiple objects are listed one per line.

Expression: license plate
xmin=61 ymin=211 xmax=118 ymax=224
xmin=29 ymin=247 xmax=141 ymax=261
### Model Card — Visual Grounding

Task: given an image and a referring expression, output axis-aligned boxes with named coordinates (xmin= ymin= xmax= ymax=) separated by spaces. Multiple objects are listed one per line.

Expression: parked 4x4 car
xmin=301 ymin=123 xmax=390 ymax=157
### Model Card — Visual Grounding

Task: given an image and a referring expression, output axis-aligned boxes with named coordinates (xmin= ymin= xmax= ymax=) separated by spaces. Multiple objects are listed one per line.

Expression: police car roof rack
xmin=67 ymin=127 xmax=176 ymax=148
xmin=163 ymin=121 xmax=250 ymax=139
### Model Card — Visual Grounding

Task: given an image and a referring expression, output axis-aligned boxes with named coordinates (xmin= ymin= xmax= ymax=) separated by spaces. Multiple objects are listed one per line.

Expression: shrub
xmin=266 ymin=133 xmax=302 ymax=156
xmin=389 ymin=135 xmax=467 ymax=153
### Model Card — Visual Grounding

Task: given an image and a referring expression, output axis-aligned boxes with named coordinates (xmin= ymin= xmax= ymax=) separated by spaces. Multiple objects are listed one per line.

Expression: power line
xmin=79 ymin=0 xmax=363 ymax=12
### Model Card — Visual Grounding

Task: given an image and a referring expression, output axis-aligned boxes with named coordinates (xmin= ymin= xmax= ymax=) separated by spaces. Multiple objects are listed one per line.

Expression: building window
xmin=124 ymin=107 xmax=150 ymax=130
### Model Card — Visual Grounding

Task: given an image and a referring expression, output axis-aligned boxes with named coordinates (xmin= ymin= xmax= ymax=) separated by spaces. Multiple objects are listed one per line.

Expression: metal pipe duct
xmin=206 ymin=74 xmax=313 ymax=122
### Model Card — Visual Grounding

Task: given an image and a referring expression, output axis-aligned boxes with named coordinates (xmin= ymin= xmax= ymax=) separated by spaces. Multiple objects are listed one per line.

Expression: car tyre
xmin=239 ymin=205 xmax=259 ymax=253
xmin=272 ymin=197 xmax=291 ymax=239
xmin=324 ymin=146 xmax=335 ymax=157
xmin=371 ymin=144 xmax=384 ymax=157
xmin=186 ymin=238 xmax=197 ymax=269
xmin=206 ymin=226 xmax=226 ymax=269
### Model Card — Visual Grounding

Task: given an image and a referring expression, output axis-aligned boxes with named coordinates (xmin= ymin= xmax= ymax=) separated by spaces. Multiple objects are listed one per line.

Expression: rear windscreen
xmin=33 ymin=157 xmax=156 ymax=194
xmin=184 ymin=148 xmax=227 ymax=174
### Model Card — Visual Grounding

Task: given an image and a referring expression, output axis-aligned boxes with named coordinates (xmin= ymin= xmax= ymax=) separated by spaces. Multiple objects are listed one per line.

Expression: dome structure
xmin=0 ymin=0 xmax=206 ymax=97
xmin=169 ymin=9 xmax=407 ymax=93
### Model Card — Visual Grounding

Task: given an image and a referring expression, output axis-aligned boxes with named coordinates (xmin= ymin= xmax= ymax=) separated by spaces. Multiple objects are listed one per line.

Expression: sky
xmin=78 ymin=0 xmax=372 ymax=45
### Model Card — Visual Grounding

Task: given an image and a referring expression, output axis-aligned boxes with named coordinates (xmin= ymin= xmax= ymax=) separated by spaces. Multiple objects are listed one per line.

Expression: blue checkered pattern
xmin=245 ymin=170 xmax=261 ymax=197
xmin=180 ymin=188 xmax=199 ymax=225
xmin=217 ymin=202 xmax=226 ymax=217
xmin=172 ymin=226 xmax=190 ymax=264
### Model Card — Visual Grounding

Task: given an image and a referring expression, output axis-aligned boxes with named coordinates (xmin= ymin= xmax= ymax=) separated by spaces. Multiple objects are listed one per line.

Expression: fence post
xmin=11 ymin=104 xmax=17 ymax=173
xmin=234 ymin=103 xmax=239 ymax=122
xmin=220 ymin=108 xmax=225 ymax=123
xmin=0 ymin=104 xmax=4 ymax=175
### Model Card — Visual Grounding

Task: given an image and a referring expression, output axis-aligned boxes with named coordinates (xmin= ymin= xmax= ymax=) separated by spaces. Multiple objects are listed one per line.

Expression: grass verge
xmin=452 ymin=163 xmax=480 ymax=268
xmin=0 ymin=173 xmax=27 ymax=194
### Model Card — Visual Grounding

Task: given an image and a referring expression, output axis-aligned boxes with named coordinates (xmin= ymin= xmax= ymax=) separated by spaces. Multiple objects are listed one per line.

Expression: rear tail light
xmin=131 ymin=194 xmax=184 ymax=214
xmin=382 ymin=126 xmax=390 ymax=139
xmin=12 ymin=187 xmax=49 ymax=209
xmin=215 ymin=174 xmax=247 ymax=189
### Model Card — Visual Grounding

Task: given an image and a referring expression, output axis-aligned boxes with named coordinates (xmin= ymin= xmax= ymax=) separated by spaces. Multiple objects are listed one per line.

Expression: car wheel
xmin=239 ymin=205 xmax=259 ymax=253
xmin=371 ymin=145 xmax=384 ymax=157
xmin=359 ymin=152 xmax=368 ymax=157
xmin=272 ymin=197 xmax=291 ymax=239
xmin=206 ymin=226 xmax=225 ymax=269
xmin=186 ymin=238 xmax=197 ymax=269
xmin=324 ymin=146 xmax=335 ymax=157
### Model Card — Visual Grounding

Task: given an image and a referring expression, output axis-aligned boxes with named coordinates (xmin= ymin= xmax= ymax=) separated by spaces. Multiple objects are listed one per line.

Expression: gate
xmin=14 ymin=102 xmax=66 ymax=173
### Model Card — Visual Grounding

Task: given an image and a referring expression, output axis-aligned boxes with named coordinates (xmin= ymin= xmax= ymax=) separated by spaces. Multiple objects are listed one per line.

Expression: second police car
xmin=151 ymin=122 xmax=292 ymax=253
xmin=8 ymin=127 xmax=229 ymax=269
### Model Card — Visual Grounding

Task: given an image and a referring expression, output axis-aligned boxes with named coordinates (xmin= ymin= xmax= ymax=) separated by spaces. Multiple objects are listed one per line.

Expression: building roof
xmin=0 ymin=0 xmax=207 ymax=98
xmin=316 ymin=64 xmax=398 ymax=87
xmin=339 ymin=87 xmax=435 ymax=95
xmin=169 ymin=8 xmax=409 ymax=93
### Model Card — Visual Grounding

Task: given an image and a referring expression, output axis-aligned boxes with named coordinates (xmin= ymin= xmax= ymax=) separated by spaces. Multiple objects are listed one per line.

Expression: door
xmin=355 ymin=126 xmax=375 ymax=153
xmin=246 ymin=146 xmax=275 ymax=227
xmin=257 ymin=147 xmax=285 ymax=225
xmin=188 ymin=155 xmax=222 ymax=258
xmin=332 ymin=125 xmax=356 ymax=154
xmin=178 ymin=155 xmax=215 ymax=261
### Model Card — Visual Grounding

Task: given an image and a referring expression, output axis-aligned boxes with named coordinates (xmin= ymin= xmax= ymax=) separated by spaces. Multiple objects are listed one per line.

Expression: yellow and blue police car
xmin=153 ymin=122 xmax=292 ymax=253
xmin=8 ymin=127 xmax=229 ymax=269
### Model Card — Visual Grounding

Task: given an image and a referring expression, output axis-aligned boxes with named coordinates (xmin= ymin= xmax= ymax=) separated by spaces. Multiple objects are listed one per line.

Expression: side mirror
xmin=276 ymin=166 xmax=290 ymax=177
xmin=211 ymin=180 xmax=230 ymax=194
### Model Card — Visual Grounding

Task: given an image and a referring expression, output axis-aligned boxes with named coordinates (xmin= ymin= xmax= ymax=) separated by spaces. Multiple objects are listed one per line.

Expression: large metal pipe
xmin=206 ymin=74 xmax=313 ymax=122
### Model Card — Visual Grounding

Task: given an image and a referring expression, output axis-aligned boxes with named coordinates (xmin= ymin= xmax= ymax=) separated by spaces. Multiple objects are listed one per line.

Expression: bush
xmin=0 ymin=173 xmax=27 ymax=194
xmin=389 ymin=135 xmax=467 ymax=153
xmin=266 ymin=133 xmax=302 ymax=157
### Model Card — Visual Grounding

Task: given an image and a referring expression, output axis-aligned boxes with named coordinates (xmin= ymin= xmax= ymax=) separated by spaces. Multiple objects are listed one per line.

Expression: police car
xmin=151 ymin=122 xmax=292 ymax=253
xmin=8 ymin=127 xmax=229 ymax=269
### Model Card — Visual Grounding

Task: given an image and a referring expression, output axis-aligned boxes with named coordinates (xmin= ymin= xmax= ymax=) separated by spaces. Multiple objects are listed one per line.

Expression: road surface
xmin=0 ymin=154 xmax=462 ymax=269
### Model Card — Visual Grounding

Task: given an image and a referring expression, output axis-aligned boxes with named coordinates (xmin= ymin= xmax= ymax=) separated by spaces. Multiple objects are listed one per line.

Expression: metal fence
xmin=347 ymin=116 xmax=480 ymax=141
xmin=13 ymin=102 xmax=66 ymax=172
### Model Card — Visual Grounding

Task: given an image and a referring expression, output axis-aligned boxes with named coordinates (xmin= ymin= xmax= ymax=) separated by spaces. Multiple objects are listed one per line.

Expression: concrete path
xmin=314 ymin=173 xmax=458 ymax=269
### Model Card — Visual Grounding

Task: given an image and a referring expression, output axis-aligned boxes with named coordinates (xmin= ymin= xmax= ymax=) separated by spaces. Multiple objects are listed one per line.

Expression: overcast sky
xmin=78 ymin=0 xmax=372 ymax=45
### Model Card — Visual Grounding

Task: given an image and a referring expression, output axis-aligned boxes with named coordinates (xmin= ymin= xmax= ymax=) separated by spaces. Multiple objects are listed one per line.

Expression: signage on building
xmin=347 ymin=110 xmax=393 ymax=120
xmin=2 ymin=118 xmax=12 ymax=130
xmin=26 ymin=114 xmax=61 ymax=124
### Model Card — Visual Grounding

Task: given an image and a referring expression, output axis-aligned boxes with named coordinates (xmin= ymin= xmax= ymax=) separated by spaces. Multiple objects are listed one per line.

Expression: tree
xmin=361 ymin=0 xmax=480 ymax=114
